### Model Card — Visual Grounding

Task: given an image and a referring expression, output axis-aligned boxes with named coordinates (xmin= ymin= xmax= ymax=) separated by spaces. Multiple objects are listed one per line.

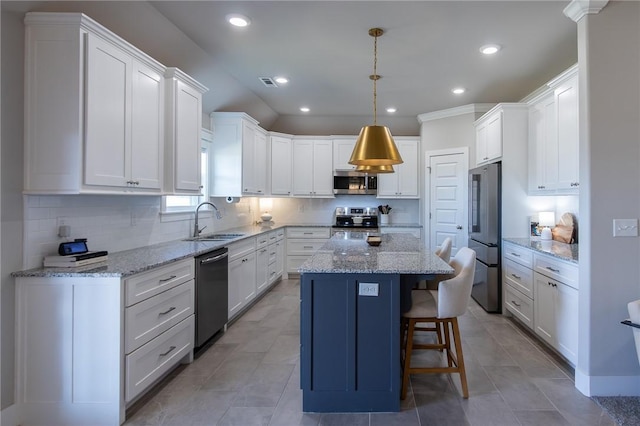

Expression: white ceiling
xmin=3 ymin=1 xmax=578 ymax=128
xmin=148 ymin=1 xmax=577 ymax=118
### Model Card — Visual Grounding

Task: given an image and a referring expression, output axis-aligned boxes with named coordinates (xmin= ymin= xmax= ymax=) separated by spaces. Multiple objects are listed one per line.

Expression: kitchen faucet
xmin=193 ymin=201 xmax=222 ymax=237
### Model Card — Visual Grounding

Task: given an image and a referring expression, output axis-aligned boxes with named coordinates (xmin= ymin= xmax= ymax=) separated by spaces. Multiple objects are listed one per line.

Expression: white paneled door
xmin=427 ymin=151 xmax=467 ymax=255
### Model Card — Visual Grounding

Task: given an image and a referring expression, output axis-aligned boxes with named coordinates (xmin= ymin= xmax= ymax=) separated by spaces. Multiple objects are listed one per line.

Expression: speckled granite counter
xmin=503 ymin=237 xmax=578 ymax=264
xmin=12 ymin=223 xmax=332 ymax=278
xmin=299 ymin=232 xmax=452 ymax=275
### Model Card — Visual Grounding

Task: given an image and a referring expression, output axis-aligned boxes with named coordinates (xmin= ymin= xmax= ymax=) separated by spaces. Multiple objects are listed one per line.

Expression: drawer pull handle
xmin=303 ymin=232 xmax=313 ymax=235
xmin=159 ymin=346 xmax=176 ymax=357
xmin=159 ymin=306 xmax=176 ymax=316
xmin=546 ymin=267 xmax=560 ymax=273
xmin=511 ymin=273 xmax=521 ymax=280
xmin=511 ymin=300 xmax=521 ymax=307
xmin=510 ymin=252 xmax=520 ymax=257
xmin=159 ymin=275 xmax=177 ymax=283
xmin=303 ymin=246 xmax=313 ymax=249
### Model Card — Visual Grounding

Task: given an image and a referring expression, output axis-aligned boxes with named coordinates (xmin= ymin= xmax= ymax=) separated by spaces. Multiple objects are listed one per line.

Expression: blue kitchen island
xmin=298 ymin=232 xmax=454 ymax=412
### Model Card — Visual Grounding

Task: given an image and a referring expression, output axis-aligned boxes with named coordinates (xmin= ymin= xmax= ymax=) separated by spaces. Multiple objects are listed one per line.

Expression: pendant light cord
xmin=372 ymin=33 xmax=378 ymax=125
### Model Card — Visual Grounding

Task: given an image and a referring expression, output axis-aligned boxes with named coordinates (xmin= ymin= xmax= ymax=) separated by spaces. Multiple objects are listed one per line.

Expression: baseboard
xmin=1 ymin=403 xmax=17 ymax=426
xmin=575 ymin=369 xmax=640 ymax=396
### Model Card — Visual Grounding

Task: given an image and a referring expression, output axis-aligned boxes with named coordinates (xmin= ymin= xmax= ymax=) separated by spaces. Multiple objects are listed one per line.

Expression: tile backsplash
xmin=23 ymin=194 xmax=420 ymax=270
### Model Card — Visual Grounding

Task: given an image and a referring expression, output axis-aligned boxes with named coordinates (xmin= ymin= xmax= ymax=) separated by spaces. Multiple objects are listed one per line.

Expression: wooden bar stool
xmin=401 ymin=247 xmax=476 ymax=400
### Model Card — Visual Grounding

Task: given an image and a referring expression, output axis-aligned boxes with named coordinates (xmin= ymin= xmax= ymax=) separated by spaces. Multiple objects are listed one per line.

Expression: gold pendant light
xmin=349 ymin=28 xmax=403 ymax=168
xmin=355 ymin=164 xmax=395 ymax=174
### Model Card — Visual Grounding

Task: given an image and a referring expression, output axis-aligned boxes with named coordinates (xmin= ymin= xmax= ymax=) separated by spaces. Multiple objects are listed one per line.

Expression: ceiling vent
xmin=259 ymin=77 xmax=278 ymax=87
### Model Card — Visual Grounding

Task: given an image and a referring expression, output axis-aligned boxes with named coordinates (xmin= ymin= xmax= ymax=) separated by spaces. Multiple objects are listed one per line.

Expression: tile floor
xmin=125 ymin=278 xmax=616 ymax=426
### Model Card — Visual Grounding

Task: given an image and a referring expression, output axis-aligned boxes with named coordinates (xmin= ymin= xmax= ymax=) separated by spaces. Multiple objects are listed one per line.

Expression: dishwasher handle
xmin=200 ymin=251 xmax=228 ymax=265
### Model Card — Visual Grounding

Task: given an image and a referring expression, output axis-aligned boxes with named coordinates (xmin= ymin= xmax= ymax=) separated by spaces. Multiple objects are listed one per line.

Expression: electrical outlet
xmin=613 ymin=219 xmax=638 ymax=237
xmin=358 ymin=282 xmax=379 ymax=297
xmin=298 ymin=204 xmax=305 ymax=213
xmin=57 ymin=217 xmax=67 ymax=227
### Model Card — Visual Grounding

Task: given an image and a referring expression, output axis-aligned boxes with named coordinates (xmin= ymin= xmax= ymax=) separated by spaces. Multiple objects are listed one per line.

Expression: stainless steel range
xmin=333 ymin=207 xmax=379 ymax=229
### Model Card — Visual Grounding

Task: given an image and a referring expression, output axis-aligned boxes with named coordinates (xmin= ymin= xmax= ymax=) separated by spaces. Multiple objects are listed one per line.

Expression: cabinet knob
xmin=456 ymin=225 xmax=463 ymax=230
xmin=538 ymin=185 xmax=545 ymax=189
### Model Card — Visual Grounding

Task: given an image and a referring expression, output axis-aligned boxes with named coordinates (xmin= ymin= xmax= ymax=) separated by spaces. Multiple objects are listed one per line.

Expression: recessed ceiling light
xmin=274 ymin=76 xmax=289 ymax=84
xmin=386 ymin=107 xmax=397 ymax=113
xmin=480 ymin=44 xmax=501 ymax=55
xmin=300 ymin=107 xmax=310 ymax=113
xmin=226 ymin=13 xmax=251 ymax=27
xmin=452 ymin=87 xmax=466 ymax=95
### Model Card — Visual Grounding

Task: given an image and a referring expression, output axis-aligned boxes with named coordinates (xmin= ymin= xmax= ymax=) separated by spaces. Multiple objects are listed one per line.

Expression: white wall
xmin=575 ymin=0 xmax=640 ymax=396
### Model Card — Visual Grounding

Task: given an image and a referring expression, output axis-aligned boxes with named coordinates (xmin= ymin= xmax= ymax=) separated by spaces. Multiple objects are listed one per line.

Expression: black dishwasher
xmin=195 ymin=247 xmax=228 ymax=348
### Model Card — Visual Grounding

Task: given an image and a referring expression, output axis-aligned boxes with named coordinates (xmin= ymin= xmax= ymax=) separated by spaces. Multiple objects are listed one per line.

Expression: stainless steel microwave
xmin=333 ymin=170 xmax=377 ymax=195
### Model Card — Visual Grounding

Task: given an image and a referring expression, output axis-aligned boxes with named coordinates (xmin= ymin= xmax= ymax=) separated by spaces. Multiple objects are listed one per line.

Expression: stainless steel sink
xmin=185 ymin=233 xmax=245 ymax=242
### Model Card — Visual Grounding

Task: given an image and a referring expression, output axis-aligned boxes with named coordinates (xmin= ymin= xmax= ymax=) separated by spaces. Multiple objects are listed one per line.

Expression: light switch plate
xmin=613 ymin=219 xmax=638 ymax=237
xmin=358 ymin=282 xmax=379 ymax=296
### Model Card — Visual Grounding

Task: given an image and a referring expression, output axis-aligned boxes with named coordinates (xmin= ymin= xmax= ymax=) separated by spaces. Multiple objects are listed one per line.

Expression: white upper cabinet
xmin=292 ymin=138 xmax=334 ymax=197
xmin=332 ymin=137 xmax=357 ymax=171
xmin=553 ymin=69 xmax=579 ymax=192
xmin=528 ymin=65 xmax=579 ymax=195
xmin=377 ymin=137 xmax=419 ymax=199
xmin=164 ymin=68 xmax=208 ymax=194
xmin=210 ymin=113 xmax=268 ymax=197
xmin=475 ymin=108 xmax=503 ymax=166
xmin=528 ymin=93 xmax=557 ymax=193
xmin=270 ymin=134 xmax=293 ymax=196
xmin=24 ymin=13 xmax=205 ymax=195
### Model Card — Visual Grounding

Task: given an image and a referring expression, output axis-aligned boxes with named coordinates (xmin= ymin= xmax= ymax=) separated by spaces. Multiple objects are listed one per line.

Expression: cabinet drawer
xmin=268 ymin=262 xmax=279 ymax=283
xmin=266 ymin=230 xmax=279 ymax=245
xmin=275 ymin=229 xmax=285 ymax=241
xmin=125 ymin=315 xmax=194 ymax=402
xmin=228 ymin=237 xmax=257 ymax=261
xmin=505 ymin=284 xmax=533 ymax=330
xmin=503 ymin=242 xmax=533 ymax=268
xmin=503 ymin=258 xmax=534 ymax=299
xmin=125 ymin=259 xmax=194 ymax=306
xmin=125 ymin=280 xmax=194 ymax=353
xmin=287 ymin=240 xmax=326 ymax=255
xmin=256 ymin=233 xmax=270 ymax=249
xmin=533 ymin=253 xmax=578 ymax=289
xmin=268 ymin=245 xmax=278 ymax=265
xmin=286 ymin=227 xmax=330 ymax=239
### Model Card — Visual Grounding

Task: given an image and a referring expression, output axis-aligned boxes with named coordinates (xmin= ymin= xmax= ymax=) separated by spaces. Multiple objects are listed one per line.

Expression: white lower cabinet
xmin=15 ymin=258 xmax=195 ymax=425
xmin=533 ymin=256 xmax=578 ymax=364
xmin=503 ymin=240 xmax=578 ymax=365
xmin=228 ymin=230 xmax=285 ymax=320
xmin=286 ymin=227 xmax=330 ymax=274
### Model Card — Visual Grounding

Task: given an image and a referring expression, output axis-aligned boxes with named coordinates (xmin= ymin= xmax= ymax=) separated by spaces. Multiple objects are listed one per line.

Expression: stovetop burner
xmin=334 ymin=207 xmax=379 ymax=228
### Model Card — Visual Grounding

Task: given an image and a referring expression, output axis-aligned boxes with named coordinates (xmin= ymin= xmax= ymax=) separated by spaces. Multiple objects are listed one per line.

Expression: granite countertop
xmin=13 ymin=223 xmax=328 ymax=278
xmin=299 ymin=232 xmax=453 ymax=275
xmin=503 ymin=237 xmax=579 ymax=264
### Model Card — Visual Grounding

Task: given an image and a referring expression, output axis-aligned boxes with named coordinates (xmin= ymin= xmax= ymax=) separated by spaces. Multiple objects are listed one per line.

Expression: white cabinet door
xmin=242 ymin=121 xmax=257 ymax=194
xmin=84 ymin=33 xmax=131 ymax=188
xmin=256 ymin=245 xmax=270 ymax=295
xmin=312 ymin=140 xmax=334 ymax=196
xmin=377 ymin=138 xmax=419 ymax=198
xmin=485 ymin=112 xmax=503 ymax=162
xmin=172 ymin=78 xmax=203 ymax=192
xmin=333 ymin=138 xmax=357 ymax=170
xmin=254 ymin=128 xmax=268 ymax=195
xmin=555 ymin=73 xmax=579 ymax=192
xmin=270 ymin=135 xmax=292 ymax=195
xmin=228 ymin=251 xmax=257 ymax=319
xmin=534 ymin=272 xmax=555 ymax=346
xmin=275 ymin=239 xmax=285 ymax=278
xmin=528 ymin=93 xmax=557 ymax=193
xmin=475 ymin=108 xmax=502 ymax=166
xmin=131 ymin=61 xmax=164 ymax=189
xmin=555 ymin=281 xmax=578 ymax=363
xmin=292 ymin=139 xmax=315 ymax=196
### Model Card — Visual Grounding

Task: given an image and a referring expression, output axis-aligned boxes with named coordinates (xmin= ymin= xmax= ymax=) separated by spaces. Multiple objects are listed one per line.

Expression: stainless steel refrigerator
xmin=468 ymin=162 xmax=501 ymax=313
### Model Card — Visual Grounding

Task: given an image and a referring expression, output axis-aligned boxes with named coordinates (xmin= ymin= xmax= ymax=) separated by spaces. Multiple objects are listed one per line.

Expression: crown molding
xmin=417 ymin=104 xmax=495 ymax=123
xmin=563 ymin=0 xmax=609 ymax=22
